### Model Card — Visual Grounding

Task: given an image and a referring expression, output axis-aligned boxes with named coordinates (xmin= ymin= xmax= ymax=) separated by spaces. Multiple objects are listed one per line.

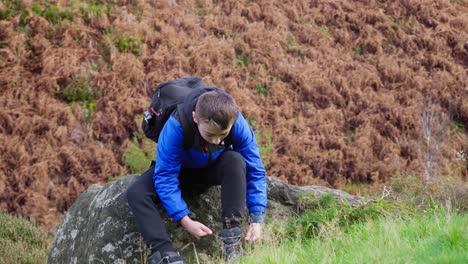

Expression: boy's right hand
xmin=180 ymin=216 xmax=213 ymax=239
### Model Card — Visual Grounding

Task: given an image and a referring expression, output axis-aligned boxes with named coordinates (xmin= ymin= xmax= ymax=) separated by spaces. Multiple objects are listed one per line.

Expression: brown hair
xmin=195 ymin=89 xmax=239 ymax=129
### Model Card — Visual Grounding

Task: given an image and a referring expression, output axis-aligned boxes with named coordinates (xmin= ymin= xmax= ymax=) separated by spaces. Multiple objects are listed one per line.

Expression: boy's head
xmin=192 ymin=90 xmax=239 ymax=145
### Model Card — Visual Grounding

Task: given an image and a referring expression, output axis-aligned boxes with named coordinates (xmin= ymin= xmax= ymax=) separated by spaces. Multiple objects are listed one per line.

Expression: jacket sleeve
xmin=231 ymin=112 xmax=268 ymax=217
xmin=153 ymin=116 xmax=190 ymax=222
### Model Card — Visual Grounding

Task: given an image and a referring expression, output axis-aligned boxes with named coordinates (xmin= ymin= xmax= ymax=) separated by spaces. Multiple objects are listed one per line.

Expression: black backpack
xmin=141 ymin=77 xmax=206 ymax=146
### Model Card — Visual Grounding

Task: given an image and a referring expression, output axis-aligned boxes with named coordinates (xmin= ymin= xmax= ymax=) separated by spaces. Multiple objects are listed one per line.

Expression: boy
xmin=127 ymin=86 xmax=267 ymax=263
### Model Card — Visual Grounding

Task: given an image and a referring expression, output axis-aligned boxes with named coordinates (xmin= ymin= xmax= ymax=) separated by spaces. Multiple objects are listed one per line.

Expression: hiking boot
xmin=219 ymin=226 xmax=243 ymax=262
xmin=149 ymin=251 xmax=186 ymax=264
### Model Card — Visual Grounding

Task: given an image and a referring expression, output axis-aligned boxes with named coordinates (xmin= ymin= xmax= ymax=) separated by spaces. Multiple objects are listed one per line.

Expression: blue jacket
xmin=153 ymin=98 xmax=267 ymax=222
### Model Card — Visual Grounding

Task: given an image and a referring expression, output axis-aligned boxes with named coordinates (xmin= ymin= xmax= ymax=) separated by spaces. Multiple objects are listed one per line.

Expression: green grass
xmin=122 ymin=133 xmax=154 ymax=174
xmin=287 ymin=31 xmax=303 ymax=55
xmin=79 ymin=2 xmax=110 ymax=24
xmin=451 ymin=121 xmax=465 ymax=131
xmin=59 ymin=73 xmax=99 ymax=122
xmin=248 ymin=116 xmax=274 ymax=167
xmin=240 ymin=198 xmax=467 ymax=264
xmin=236 ymin=54 xmax=250 ymax=68
xmin=102 ymin=29 xmax=143 ymax=59
xmin=256 ymin=84 xmax=269 ymax=96
xmin=115 ymin=35 xmax=143 ymax=55
xmin=2 ymin=183 xmax=465 ymax=264
xmin=32 ymin=3 xmax=74 ymax=25
xmin=88 ymin=62 xmax=101 ymax=72
xmin=319 ymin=27 xmax=332 ymax=37
xmin=354 ymin=43 xmax=362 ymax=56
xmin=246 ymin=117 xmax=257 ymax=127
xmin=61 ymin=74 xmax=98 ymax=104
xmin=392 ymin=17 xmax=413 ymax=34
xmin=255 ymin=127 xmax=273 ymax=168
xmin=287 ymin=32 xmax=298 ymax=50
xmin=195 ymin=3 xmax=206 ymax=16
xmin=0 ymin=212 xmax=52 ymax=264
xmin=0 ymin=0 xmax=22 ymax=20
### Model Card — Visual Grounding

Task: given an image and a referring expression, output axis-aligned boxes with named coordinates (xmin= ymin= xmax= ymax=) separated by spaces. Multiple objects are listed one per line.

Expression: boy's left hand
xmin=245 ymin=222 xmax=262 ymax=242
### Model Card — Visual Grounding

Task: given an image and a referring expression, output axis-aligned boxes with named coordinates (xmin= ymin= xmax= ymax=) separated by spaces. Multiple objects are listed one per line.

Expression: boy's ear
xmin=192 ymin=111 xmax=198 ymax=124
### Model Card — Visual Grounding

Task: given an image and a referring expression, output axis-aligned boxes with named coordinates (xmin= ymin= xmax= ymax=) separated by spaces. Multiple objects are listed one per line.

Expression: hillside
xmin=0 ymin=0 xmax=467 ymax=230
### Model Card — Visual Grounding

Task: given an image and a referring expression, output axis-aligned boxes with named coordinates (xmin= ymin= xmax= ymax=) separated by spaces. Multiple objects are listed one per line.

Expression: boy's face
xmin=192 ymin=111 xmax=233 ymax=145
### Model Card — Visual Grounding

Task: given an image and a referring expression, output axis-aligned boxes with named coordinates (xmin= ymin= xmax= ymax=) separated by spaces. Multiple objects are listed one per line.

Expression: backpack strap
xmin=177 ymin=104 xmax=196 ymax=150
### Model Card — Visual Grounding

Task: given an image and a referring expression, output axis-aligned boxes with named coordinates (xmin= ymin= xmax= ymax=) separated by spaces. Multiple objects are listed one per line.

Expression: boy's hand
xmin=180 ymin=216 xmax=213 ymax=239
xmin=245 ymin=222 xmax=262 ymax=242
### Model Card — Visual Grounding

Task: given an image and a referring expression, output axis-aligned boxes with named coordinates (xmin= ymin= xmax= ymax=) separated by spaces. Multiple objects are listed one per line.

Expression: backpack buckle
xmin=144 ymin=110 xmax=153 ymax=122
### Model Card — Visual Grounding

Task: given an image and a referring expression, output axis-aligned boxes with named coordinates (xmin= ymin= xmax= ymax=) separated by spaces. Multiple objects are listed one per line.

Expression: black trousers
xmin=126 ymin=150 xmax=247 ymax=253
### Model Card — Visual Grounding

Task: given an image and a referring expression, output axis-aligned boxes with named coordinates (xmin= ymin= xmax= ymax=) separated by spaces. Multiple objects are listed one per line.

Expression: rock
xmin=47 ymin=175 xmax=363 ymax=264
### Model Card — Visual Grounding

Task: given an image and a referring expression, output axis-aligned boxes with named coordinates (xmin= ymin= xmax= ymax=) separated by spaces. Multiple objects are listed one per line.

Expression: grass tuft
xmin=115 ymin=35 xmax=143 ymax=56
xmin=32 ymin=4 xmax=74 ymax=25
xmin=79 ymin=2 xmax=110 ymax=24
xmin=236 ymin=54 xmax=250 ymax=68
xmin=0 ymin=0 xmax=22 ymax=20
xmin=0 ymin=212 xmax=51 ymax=264
xmin=122 ymin=132 xmax=154 ymax=174
xmin=354 ymin=44 xmax=362 ymax=56
xmin=255 ymin=84 xmax=269 ymax=96
xmin=242 ymin=201 xmax=467 ymax=264
xmin=59 ymin=74 xmax=99 ymax=122
xmin=287 ymin=31 xmax=303 ymax=55
xmin=102 ymin=29 xmax=143 ymax=57
xmin=61 ymin=74 xmax=97 ymax=104
xmin=255 ymin=127 xmax=273 ymax=167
